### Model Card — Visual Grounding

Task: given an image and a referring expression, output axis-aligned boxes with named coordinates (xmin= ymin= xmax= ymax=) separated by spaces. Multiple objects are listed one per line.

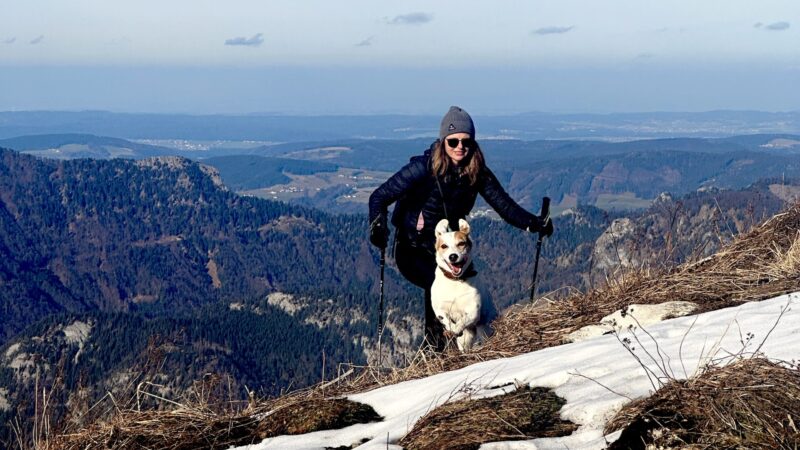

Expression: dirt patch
xmin=206 ymin=259 xmax=222 ymax=288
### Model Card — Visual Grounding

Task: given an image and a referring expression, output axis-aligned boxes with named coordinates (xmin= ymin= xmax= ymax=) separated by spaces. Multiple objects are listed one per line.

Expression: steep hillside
xmin=49 ymin=201 xmax=800 ymax=450
xmin=0 ymin=148 xmax=392 ymax=445
xmin=0 ymin=149 xmax=401 ymax=340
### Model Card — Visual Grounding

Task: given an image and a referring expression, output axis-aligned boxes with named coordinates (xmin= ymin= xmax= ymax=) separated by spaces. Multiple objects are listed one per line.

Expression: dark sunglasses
xmin=446 ymin=137 xmax=475 ymax=148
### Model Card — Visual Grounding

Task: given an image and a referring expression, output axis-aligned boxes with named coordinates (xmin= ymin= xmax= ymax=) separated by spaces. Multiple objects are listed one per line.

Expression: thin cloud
xmin=755 ymin=21 xmax=790 ymax=31
xmin=29 ymin=35 xmax=44 ymax=45
xmin=765 ymin=21 xmax=791 ymax=31
xmin=635 ymin=52 xmax=655 ymax=60
xmin=355 ymin=36 xmax=374 ymax=47
xmin=532 ymin=26 xmax=574 ymax=36
xmin=385 ymin=12 xmax=433 ymax=25
xmin=224 ymin=33 xmax=264 ymax=47
xmin=3 ymin=37 xmax=15 ymax=44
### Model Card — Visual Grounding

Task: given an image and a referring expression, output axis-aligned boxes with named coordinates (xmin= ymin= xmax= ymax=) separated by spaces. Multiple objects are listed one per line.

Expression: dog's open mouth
xmin=447 ymin=260 xmax=466 ymax=276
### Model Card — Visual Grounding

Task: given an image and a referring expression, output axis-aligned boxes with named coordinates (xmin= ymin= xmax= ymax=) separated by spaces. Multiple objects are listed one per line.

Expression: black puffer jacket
xmin=368 ymin=141 xmax=540 ymax=251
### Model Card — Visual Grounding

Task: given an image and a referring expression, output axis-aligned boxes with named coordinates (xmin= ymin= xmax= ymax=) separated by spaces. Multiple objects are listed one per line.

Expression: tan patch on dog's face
xmin=435 ymin=229 xmax=472 ymax=277
xmin=436 ymin=231 xmax=470 ymax=256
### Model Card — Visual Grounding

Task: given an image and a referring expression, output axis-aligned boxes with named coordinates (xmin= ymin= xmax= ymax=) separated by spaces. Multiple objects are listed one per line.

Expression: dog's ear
xmin=458 ymin=219 xmax=470 ymax=235
xmin=435 ymin=219 xmax=450 ymax=237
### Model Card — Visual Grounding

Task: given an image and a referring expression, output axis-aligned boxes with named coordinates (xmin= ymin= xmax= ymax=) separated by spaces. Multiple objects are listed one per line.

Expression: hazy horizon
xmin=2 ymin=1 xmax=798 ymax=115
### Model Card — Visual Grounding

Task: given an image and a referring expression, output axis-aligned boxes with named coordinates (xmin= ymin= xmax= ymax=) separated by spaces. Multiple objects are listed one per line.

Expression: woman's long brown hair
xmin=430 ymin=139 xmax=485 ymax=185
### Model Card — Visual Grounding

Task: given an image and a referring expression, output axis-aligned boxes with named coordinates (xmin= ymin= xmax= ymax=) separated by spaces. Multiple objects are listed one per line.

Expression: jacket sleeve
xmin=478 ymin=167 xmax=539 ymax=231
xmin=368 ymin=158 xmax=428 ymax=223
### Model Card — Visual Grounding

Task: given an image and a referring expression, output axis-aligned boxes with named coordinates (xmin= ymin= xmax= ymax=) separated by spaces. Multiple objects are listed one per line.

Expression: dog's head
xmin=435 ymin=219 xmax=472 ymax=278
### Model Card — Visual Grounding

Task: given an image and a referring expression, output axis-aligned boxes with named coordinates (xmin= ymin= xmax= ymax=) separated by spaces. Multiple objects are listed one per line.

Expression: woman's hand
xmin=527 ymin=214 xmax=554 ymax=237
xmin=369 ymin=215 xmax=389 ymax=249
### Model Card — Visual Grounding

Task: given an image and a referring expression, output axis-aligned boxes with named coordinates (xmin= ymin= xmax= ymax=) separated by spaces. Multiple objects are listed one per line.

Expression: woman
xmin=368 ymin=106 xmax=552 ymax=350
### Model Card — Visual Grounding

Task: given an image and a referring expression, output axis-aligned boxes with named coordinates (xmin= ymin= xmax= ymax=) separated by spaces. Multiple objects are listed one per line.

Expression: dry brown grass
xmin=605 ymin=357 xmax=800 ymax=449
xmin=51 ymin=384 xmax=381 ymax=450
xmin=480 ymin=202 xmax=800 ymax=357
xmin=398 ymin=386 xmax=578 ymax=450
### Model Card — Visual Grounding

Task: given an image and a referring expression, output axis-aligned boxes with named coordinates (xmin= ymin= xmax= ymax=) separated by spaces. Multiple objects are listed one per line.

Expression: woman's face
xmin=444 ymin=132 xmax=473 ymax=165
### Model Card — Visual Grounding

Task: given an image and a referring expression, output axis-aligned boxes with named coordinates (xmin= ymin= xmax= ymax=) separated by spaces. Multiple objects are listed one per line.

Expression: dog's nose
xmin=448 ymin=253 xmax=459 ymax=262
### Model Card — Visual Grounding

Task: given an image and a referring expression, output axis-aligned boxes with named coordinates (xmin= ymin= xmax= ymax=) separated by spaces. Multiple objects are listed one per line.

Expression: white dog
xmin=431 ymin=218 xmax=487 ymax=352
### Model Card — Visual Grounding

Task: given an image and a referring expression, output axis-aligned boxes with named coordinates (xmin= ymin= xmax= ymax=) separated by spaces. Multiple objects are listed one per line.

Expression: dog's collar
xmin=439 ymin=263 xmax=478 ymax=281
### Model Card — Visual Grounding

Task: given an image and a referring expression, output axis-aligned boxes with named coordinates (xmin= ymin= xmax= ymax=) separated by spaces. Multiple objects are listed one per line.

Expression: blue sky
xmin=1 ymin=0 xmax=798 ymax=114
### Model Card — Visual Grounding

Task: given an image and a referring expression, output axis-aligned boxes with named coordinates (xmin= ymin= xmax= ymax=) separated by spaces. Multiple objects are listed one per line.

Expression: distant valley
xmin=5 ymin=132 xmax=800 ymax=216
xmin=2 ymin=110 xmax=800 ymax=141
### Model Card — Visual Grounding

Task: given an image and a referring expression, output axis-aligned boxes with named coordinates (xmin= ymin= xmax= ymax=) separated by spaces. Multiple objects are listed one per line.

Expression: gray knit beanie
xmin=439 ymin=106 xmax=475 ymax=139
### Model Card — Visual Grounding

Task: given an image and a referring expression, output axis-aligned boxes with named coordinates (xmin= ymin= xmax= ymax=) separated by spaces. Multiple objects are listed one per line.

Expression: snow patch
xmin=235 ymin=293 xmax=800 ymax=450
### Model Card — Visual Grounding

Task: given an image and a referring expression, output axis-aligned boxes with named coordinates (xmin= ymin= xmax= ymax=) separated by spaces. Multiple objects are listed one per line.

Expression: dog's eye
xmin=440 ymin=244 xmax=448 ymax=250
xmin=457 ymin=242 xmax=466 ymax=248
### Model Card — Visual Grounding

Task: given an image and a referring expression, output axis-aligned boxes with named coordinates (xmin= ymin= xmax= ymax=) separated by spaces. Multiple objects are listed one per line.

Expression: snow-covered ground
xmin=233 ymin=292 xmax=800 ymax=450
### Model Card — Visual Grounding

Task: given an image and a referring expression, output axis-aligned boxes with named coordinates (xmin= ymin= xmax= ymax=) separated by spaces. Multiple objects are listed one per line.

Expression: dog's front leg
xmin=450 ymin=298 xmax=480 ymax=337
xmin=450 ymin=315 xmax=468 ymax=337
xmin=456 ymin=327 xmax=476 ymax=352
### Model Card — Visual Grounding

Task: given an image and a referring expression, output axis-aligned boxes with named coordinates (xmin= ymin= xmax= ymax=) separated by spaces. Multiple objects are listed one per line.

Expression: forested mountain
xmin=0 ymin=146 xmax=795 ymax=446
xmin=0 ymin=148 xmax=395 ymax=444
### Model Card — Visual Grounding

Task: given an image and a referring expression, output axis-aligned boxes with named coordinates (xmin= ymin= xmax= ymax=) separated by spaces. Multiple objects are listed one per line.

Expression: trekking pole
xmin=377 ymin=246 xmax=386 ymax=366
xmin=530 ymin=197 xmax=551 ymax=302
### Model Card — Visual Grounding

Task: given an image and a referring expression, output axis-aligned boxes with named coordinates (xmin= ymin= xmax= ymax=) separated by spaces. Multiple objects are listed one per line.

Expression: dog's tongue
xmin=452 ymin=265 xmax=462 ymax=275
